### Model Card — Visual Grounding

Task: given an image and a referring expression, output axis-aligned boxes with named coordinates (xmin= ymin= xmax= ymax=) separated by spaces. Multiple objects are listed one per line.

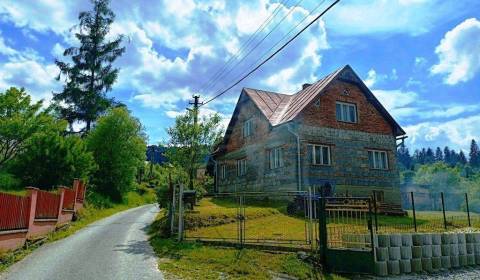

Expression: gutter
xmin=287 ymin=124 xmax=302 ymax=191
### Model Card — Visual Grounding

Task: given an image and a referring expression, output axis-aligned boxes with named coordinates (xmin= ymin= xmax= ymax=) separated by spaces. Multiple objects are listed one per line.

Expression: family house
xmin=212 ymin=65 xmax=406 ymax=205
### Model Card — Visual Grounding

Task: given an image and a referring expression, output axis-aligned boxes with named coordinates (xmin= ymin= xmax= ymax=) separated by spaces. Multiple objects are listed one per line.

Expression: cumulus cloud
xmin=431 ymin=18 xmax=480 ymax=85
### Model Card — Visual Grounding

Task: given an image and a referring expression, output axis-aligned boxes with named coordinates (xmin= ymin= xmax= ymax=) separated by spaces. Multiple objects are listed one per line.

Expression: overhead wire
xmin=201 ymin=0 xmax=339 ymax=106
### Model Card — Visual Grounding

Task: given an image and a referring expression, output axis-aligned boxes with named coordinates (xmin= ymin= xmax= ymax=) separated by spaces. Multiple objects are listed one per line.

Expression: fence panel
xmin=35 ymin=190 xmax=61 ymax=219
xmin=63 ymin=189 xmax=75 ymax=210
xmin=0 ymin=193 xmax=31 ymax=231
xmin=76 ymin=182 xmax=85 ymax=203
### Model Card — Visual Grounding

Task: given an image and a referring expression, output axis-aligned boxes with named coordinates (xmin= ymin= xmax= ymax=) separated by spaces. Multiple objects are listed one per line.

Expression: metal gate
xmin=318 ymin=196 xmax=375 ymax=274
xmin=178 ymin=189 xmax=317 ymax=251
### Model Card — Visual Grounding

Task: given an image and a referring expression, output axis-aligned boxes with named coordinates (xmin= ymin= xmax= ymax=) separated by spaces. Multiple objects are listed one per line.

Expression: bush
xmin=0 ymin=170 xmax=21 ymax=190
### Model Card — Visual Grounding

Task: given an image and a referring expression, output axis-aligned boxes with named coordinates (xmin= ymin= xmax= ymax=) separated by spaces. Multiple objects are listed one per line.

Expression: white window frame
xmin=237 ymin=158 xmax=247 ymax=176
xmin=243 ymin=119 xmax=253 ymax=137
xmin=312 ymin=144 xmax=331 ymax=166
xmin=220 ymin=164 xmax=227 ymax=179
xmin=336 ymin=101 xmax=357 ymax=123
xmin=368 ymin=150 xmax=389 ymax=170
xmin=269 ymin=147 xmax=283 ymax=169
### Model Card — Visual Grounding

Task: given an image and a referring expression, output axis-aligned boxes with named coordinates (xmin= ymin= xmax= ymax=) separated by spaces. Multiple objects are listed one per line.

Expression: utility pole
xmin=188 ymin=95 xmax=202 ymax=189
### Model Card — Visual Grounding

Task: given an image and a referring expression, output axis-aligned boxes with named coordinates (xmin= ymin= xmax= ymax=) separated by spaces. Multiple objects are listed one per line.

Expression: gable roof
xmin=214 ymin=65 xmax=406 ymax=156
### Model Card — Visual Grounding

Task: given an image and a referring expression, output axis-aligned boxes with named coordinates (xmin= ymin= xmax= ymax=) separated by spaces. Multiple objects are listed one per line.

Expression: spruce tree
xmin=425 ymin=148 xmax=435 ymax=163
xmin=459 ymin=150 xmax=467 ymax=165
xmin=435 ymin=147 xmax=443 ymax=162
xmin=397 ymin=143 xmax=412 ymax=169
xmin=54 ymin=0 xmax=125 ymax=133
xmin=469 ymin=139 xmax=480 ymax=167
xmin=444 ymin=146 xmax=451 ymax=165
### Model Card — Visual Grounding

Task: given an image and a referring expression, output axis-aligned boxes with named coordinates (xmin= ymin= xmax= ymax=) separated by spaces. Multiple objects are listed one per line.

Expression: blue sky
xmin=0 ymin=0 xmax=479 ymax=153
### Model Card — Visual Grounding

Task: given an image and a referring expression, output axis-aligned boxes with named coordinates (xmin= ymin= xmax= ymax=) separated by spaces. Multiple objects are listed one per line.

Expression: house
xmin=211 ymin=65 xmax=406 ymax=205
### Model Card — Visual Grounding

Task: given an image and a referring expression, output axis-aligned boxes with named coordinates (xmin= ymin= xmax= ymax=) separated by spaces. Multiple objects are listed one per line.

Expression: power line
xmin=196 ymin=0 xmax=289 ymax=94
xmin=202 ymin=0 xmax=340 ymax=106
xmin=202 ymin=0 xmax=305 ymax=96
xmin=212 ymin=0 xmax=327 ymax=96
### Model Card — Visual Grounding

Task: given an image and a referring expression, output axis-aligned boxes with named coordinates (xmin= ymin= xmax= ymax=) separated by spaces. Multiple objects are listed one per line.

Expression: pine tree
xmin=444 ymin=146 xmax=451 ymax=165
xmin=449 ymin=150 xmax=459 ymax=166
xmin=458 ymin=150 xmax=467 ymax=165
xmin=469 ymin=139 xmax=480 ymax=167
xmin=397 ymin=143 xmax=412 ymax=169
xmin=435 ymin=147 xmax=443 ymax=162
xmin=54 ymin=0 xmax=125 ymax=133
xmin=425 ymin=148 xmax=435 ymax=163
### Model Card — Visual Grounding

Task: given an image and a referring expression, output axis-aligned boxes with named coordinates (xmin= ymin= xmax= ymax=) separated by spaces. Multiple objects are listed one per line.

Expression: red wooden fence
xmin=35 ymin=191 xmax=60 ymax=219
xmin=76 ymin=182 xmax=85 ymax=203
xmin=63 ymin=189 xmax=75 ymax=210
xmin=0 ymin=193 xmax=31 ymax=231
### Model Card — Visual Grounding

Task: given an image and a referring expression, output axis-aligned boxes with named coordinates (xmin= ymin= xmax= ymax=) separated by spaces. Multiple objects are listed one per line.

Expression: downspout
xmin=287 ymin=124 xmax=301 ymax=191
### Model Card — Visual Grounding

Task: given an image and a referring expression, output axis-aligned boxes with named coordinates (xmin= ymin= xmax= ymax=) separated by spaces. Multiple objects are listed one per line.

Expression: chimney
xmin=302 ymin=83 xmax=312 ymax=90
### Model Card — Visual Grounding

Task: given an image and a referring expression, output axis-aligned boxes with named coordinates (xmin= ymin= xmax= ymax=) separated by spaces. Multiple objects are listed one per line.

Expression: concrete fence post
xmin=25 ymin=187 xmax=39 ymax=234
xmin=57 ymin=187 xmax=66 ymax=217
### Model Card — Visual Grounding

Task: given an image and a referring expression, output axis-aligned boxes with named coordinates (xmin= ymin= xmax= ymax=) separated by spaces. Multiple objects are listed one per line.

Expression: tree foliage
xmin=87 ymin=107 xmax=146 ymax=201
xmin=470 ymin=139 xmax=480 ymax=167
xmin=12 ymin=121 xmax=96 ymax=189
xmin=54 ymin=0 xmax=125 ymax=132
xmin=166 ymin=109 xmax=223 ymax=189
xmin=0 ymin=87 xmax=52 ymax=168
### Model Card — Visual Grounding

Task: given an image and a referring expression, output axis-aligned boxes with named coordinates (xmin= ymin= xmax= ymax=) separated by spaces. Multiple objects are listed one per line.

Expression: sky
xmin=0 ymin=0 xmax=479 ymax=153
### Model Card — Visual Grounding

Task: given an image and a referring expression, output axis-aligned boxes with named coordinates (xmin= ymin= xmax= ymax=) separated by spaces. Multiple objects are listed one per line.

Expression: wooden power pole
xmin=188 ymin=95 xmax=202 ymax=189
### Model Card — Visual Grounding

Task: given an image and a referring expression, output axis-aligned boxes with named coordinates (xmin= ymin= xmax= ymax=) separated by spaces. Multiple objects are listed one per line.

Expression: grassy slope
xmin=0 ymin=190 xmax=156 ymax=272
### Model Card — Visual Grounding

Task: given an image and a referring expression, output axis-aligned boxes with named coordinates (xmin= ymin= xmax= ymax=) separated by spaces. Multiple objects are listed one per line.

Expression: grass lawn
xmin=0 ymin=190 xmax=156 ymax=272
xmin=149 ymin=213 xmax=347 ymax=280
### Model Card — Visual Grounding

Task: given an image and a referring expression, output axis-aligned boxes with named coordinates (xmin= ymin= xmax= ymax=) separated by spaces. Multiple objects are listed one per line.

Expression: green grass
xmin=149 ymin=213 xmax=347 ymax=280
xmin=0 ymin=189 xmax=156 ymax=272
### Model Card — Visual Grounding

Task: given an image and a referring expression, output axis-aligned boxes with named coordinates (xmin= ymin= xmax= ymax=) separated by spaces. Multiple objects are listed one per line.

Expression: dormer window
xmin=243 ymin=119 xmax=253 ymax=137
xmin=336 ymin=101 xmax=357 ymax=123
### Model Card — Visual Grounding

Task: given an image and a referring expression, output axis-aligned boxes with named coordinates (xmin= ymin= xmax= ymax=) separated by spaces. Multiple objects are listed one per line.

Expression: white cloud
xmin=0 ymin=32 xmax=18 ymax=56
xmin=404 ymin=115 xmax=480 ymax=151
xmin=364 ymin=69 xmax=377 ymax=87
xmin=431 ymin=18 xmax=480 ymax=85
xmin=414 ymin=57 xmax=427 ymax=68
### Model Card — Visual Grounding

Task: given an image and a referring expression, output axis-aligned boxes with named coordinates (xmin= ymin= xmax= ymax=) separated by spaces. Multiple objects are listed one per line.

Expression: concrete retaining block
xmin=402 ymin=234 xmax=412 ymax=247
xmin=389 ymin=247 xmax=401 ymax=261
xmin=423 ymin=234 xmax=432 ymax=245
xmin=441 ymin=256 xmax=451 ymax=269
xmin=459 ymin=243 xmax=467 ymax=255
xmin=387 ymin=260 xmax=400 ymax=275
xmin=375 ymin=261 xmax=388 ymax=276
xmin=458 ymin=233 xmax=466 ymax=244
xmin=450 ymin=244 xmax=459 ymax=256
xmin=467 ymin=254 xmax=475 ymax=266
xmin=401 ymin=246 xmax=412 ymax=260
xmin=451 ymin=234 xmax=458 ymax=244
xmin=467 ymin=243 xmax=474 ymax=254
xmin=422 ymin=258 xmax=433 ymax=272
xmin=475 ymin=254 xmax=480 ymax=265
xmin=474 ymin=244 xmax=480 ymax=255
xmin=411 ymin=258 xmax=423 ymax=273
xmin=441 ymin=233 xmax=451 ymax=244
xmin=432 ymin=234 xmax=441 ymax=245
xmin=432 ymin=245 xmax=441 ymax=257
xmin=474 ymin=233 xmax=480 ymax=243
xmin=466 ymin=233 xmax=475 ymax=244
xmin=432 ymin=257 xmax=441 ymax=271
xmin=422 ymin=245 xmax=432 ymax=258
xmin=441 ymin=244 xmax=451 ymax=256
xmin=451 ymin=255 xmax=460 ymax=268
xmin=378 ymin=235 xmax=390 ymax=247
xmin=412 ymin=246 xmax=423 ymax=258
xmin=459 ymin=255 xmax=468 ymax=266
xmin=390 ymin=234 xmax=402 ymax=247
xmin=400 ymin=259 xmax=411 ymax=274
xmin=412 ymin=234 xmax=423 ymax=246
xmin=376 ymin=247 xmax=389 ymax=261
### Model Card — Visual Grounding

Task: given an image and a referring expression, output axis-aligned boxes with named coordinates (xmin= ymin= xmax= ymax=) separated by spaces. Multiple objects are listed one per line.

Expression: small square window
xmin=368 ymin=150 xmax=388 ymax=170
xmin=243 ymin=119 xmax=253 ymax=137
xmin=336 ymin=102 xmax=357 ymax=123
xmin=237 ymin=158 xmax=247 ymax=176
xmin=312 ymin=145 xmax=331 ymax=165
xmin=269 ymin=147 xmax=283 ymax=169
xmin=220 ymin=164 xmax=227 ymax=179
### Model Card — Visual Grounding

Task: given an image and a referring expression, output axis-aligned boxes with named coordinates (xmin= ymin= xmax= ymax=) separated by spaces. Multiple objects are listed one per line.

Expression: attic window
xmin=336 ymin=101 xmax=357 ymax=123
xmin=314 ymin=99 xmax=321 ymax=108
xmin=243 ymin=119 xmax=253 ymax=137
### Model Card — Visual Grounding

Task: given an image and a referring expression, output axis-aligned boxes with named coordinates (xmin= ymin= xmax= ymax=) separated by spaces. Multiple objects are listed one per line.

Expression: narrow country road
xmin=0 ymin=204 xmax=163 ymax=280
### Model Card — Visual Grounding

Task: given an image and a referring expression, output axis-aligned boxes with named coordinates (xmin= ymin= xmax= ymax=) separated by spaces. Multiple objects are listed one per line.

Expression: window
xmin=312 ymin=145 xmax=331 ymax=165
xmin=220 ymin=164 xmax=227 ymax=179
xmin=368 ymin=150 xmax=388 ymax=170
xmin=269 ymin=147 xmax=283 ymax=169
xmin=243 ymin=119 xmax=253 ymax=137
xmin=336 ymin=102 xmax=357 ymax=123
xmin=237 ymin=158 xmax=247 ymax=176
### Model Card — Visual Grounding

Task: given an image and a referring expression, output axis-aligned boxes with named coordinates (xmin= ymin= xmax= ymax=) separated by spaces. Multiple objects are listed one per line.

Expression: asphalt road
xmin=0 ymin=204 xmax=163 ymax=280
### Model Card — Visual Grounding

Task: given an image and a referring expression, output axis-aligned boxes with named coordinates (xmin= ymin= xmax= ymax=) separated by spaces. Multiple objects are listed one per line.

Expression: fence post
xmin=373 ymin=191 xmax=378 ymax=232
xmin=441 ymin=192 xmax=447 ymax=230
xmin=318 ymin=196 xmax=328 ymax=270
xmin=25 ymin=187 xmax=39 ymax=236
xmin=177 ymin=184 xmax=184 ymax=242
xmin=410 ymin=192 xmax=417 ymax=232
xmin=465 ymin=193 xmax=471 ymax=227
xmin=170 ymin=183 xmax=176 ymax=235
xmin=57 ymin=187 xmax=66 ymax=223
